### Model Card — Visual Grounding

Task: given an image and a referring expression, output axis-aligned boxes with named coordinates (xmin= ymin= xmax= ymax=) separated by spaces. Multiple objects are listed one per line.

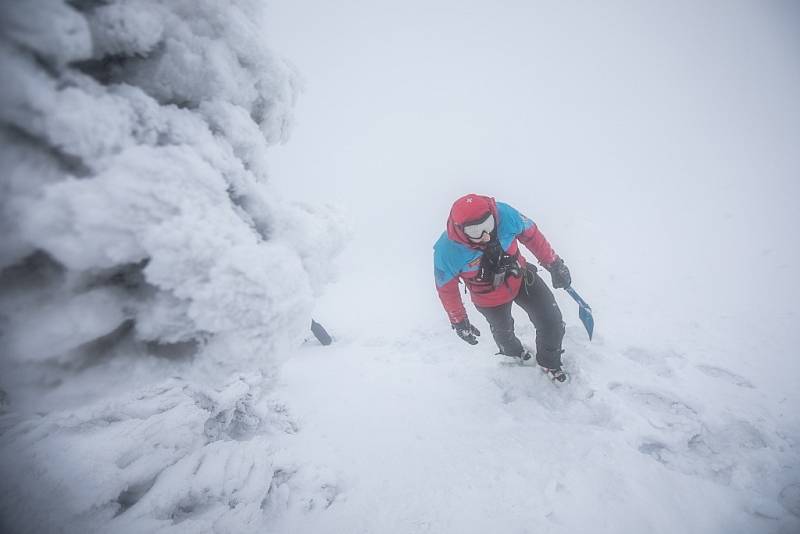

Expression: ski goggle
xmin=462 ymin=213 xmax=495 ymax=240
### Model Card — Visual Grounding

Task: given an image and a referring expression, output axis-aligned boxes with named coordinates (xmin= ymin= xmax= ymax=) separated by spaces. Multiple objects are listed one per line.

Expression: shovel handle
xmin=564 ymin=287 xmax=591 ymax=310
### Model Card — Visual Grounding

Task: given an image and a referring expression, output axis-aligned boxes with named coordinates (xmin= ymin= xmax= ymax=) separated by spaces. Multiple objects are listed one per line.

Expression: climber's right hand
xmin=452 ymin=318 xmax=480 ymax=345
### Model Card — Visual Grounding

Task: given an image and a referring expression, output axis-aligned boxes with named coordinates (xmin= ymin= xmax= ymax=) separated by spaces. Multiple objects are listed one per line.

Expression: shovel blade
xmin=310 ymin=319 xmax=333 ymax=346
xmin=578 ymin=306 xmax=594 ymax=340
xmin=565 ymin=287 xmax=594 ymax=341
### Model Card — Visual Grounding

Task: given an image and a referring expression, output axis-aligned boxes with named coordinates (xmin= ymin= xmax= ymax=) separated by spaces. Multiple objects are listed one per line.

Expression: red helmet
xmin=446 ymin=194 xmax=499 ymax=245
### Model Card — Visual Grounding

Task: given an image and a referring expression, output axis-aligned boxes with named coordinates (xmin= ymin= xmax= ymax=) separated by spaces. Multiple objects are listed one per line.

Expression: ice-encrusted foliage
xmin=0 ymin=1 xmax=344 ymax=532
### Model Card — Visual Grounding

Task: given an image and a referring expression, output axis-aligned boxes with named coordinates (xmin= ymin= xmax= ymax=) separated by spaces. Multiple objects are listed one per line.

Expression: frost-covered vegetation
xmin=0 ymin=1 xmax=345 ymax=532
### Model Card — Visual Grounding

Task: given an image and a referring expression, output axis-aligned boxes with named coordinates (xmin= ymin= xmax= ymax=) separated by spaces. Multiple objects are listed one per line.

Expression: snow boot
xmin=541 ymin=366 xmax=568 ymax=383
xmin=495 ymin=349 xmax=532 ymax=362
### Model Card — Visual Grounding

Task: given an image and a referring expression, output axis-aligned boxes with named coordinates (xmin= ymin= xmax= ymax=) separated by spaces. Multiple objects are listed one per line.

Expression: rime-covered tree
xmin=0 ymin=1 xmax=344 ymax=532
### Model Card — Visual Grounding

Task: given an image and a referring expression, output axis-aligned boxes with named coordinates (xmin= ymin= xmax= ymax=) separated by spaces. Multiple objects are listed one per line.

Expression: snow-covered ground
xmin=268 ymin=321 xmax=799 ymax=533
xmin=2 ymin=1 xmax=799 ymax=533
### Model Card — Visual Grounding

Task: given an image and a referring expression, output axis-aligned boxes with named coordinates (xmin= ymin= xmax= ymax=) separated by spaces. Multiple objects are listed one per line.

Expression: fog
xmin=265 ymin=1 xmax=800 ymax=397
xmin=1 ymin=2 xmax=798 ymax=531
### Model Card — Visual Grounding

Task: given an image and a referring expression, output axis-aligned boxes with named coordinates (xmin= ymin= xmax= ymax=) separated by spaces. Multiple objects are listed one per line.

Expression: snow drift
xmin=0 ymin=1 xmax=345 ymax=532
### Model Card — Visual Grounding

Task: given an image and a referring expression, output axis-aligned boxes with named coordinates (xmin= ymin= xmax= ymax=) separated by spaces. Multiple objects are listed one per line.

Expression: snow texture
xmin=2 ymin=1 xmax=798 ymax=534
xmin=269 ymin=322 xmax=800 ymax=534
xmin=0 ymin=1 xmax=345 ymax=532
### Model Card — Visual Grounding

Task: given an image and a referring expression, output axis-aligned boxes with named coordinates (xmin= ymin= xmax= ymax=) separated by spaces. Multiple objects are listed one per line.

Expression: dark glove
xmin=546 ymin=256 xmax=571 ymax=289
xmin=452 ymin=318 xmax=480 ymax=345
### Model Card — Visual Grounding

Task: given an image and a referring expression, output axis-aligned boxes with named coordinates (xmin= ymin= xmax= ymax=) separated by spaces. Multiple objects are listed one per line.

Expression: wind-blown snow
xmin=269 ymin=325 xmax=800 ymax=533
xmin=2 ymin=1 xmax=799 ymax=533
xmin=0 ymin=1 xmax=345 ymax=532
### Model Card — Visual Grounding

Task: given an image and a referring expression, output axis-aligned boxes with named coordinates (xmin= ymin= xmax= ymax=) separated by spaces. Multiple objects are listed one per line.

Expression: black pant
xmin=475 ymin=266 xmax=565 ymax=369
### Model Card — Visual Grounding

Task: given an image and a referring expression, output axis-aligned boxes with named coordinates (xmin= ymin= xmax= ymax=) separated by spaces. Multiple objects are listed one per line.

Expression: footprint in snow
xmin=607 ymin=381 xmax=701 ymax=436
xmin=607 ymin=382 xmax=697 ymax=417
xmin=695 ymin=364 xmax=755 ymax=388
xmin=637 ymin=415 xmax=772 ymax=487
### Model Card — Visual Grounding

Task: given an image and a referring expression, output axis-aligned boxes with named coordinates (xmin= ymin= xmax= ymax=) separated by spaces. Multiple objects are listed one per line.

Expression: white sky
xmin=264 ymin=0 xmax=800 ymax=392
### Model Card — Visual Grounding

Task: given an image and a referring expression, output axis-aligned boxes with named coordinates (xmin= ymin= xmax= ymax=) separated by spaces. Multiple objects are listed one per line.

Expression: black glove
xmin=452 ymin=318 xmax=480 ymax=345
xmin=546 ymin=256 xmax=571 ymax=289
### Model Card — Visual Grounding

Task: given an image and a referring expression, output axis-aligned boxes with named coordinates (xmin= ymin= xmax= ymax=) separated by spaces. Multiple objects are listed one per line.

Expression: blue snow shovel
xmin=564 ymin=287 xmax=594 ymax=340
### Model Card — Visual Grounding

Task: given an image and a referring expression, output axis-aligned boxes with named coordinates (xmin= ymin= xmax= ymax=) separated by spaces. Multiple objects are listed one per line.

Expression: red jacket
xmin=433 ymin=194 xmax=557 ymax=324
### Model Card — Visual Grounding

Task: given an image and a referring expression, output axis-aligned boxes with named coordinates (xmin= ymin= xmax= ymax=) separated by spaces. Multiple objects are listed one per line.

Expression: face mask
xmin=463 ymin=213 xmax=495 ymax=240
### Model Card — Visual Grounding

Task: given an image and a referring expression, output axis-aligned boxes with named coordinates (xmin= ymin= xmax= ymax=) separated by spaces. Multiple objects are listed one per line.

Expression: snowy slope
xmin=269 ymin=322 xmax=799 ymax=534
xmin=2 ymin=1 xmax=799 ymax=533
xmin=261 ymin=3 xmax=800 ymax=531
